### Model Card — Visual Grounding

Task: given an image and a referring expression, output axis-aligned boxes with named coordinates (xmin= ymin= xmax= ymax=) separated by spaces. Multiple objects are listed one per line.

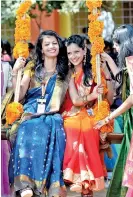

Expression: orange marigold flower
xmin=14 ymin=16 xmax=31 ymax=43
xmin=6 ymin=102 xmax=24 ymax=125
xmin=93 ymin=100 xmax=113 ymax=133
xmin=88 ymin=21 xmax=104 ymax=42
xmin=86 ymin=0 xmax=102 ymax=12
xmin=13 ymin=0 xmax=31 ymax=58
xmin=13 ymin=42 xmax=29 ymax=59
xmin=91 ymin=37 xmax=105 ymax=56
xmin=88 ymin=12 xmax=100 ymax=21
xmin=16 ymin=0 xmax=32 ymax=17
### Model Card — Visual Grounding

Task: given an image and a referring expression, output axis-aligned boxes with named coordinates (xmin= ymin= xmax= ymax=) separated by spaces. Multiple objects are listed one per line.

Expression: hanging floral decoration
xmin=86 ymin=0 xmax=113 ymax=133
xmin=6 ymin=0 xmax=32 ymax=125
xmin=13 ymin=0 xmax=32 ymax=59
xmin=6 ymin=103 xmax=24 ymax=125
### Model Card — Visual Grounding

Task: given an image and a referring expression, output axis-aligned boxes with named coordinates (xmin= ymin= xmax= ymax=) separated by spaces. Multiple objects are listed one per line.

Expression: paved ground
xmin=67 ymin=188 xmax=107 ymax=197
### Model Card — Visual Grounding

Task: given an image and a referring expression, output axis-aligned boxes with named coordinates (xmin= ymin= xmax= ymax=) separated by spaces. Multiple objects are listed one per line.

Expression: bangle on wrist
xmin=105 ymin=114 xmax=112 ymax=124
xmin=82 ymin=95 xmax=88 ymax=103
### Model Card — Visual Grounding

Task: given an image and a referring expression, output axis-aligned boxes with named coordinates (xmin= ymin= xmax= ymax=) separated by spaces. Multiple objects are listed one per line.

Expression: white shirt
xmin=1 ymin=61 xmax=12 ymax=100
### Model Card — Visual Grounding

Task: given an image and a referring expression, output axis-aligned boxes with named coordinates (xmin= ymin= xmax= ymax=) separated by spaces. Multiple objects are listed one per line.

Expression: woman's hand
xmin=92 ymin=84 xmax=104 ymax=99
xmin=94 ymin=119 xmax=107 ymax=129
xmin=13 ymin=57 xmax=26 ymax=73
xmin=101 ymin=52 xmax=111 ymax=62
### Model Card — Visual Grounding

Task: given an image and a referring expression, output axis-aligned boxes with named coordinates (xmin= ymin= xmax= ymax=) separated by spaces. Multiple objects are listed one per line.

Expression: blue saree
xmin=9 ymin=74 xmax=67 ymax=197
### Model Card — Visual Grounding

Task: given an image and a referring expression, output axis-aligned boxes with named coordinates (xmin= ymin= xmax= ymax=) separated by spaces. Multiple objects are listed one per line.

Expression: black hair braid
xmin=82 ymin=48 xmax=92 ymax=86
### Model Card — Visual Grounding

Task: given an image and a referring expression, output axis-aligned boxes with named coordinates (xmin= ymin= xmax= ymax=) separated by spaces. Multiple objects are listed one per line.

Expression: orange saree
xmin=61 ymin=69 xmax=108 ymax=193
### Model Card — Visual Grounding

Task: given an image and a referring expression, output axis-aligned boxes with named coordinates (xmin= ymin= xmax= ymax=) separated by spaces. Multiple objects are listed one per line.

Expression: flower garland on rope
xmin=6 ymin=0 xmax=32 ymax=125
xmin=86 ymin=0 xmax=113 ymax=133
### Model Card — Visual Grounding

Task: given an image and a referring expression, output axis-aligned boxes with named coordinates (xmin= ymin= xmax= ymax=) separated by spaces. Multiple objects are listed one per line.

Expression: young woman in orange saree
xmin=61 ymin=35 xmax=114 ymax=197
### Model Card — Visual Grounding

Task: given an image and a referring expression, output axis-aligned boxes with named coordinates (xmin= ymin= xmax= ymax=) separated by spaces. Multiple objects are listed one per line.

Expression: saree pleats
xmin=63 ymin=109 xmax=105 ymax=192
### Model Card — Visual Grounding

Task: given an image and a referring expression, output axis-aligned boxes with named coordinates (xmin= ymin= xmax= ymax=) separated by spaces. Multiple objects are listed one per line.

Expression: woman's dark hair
xmin=113 ymin=25 xmax=133 ymax=95
xmin=113 ymin=24 xmax=133 ymax=68
xmin=66 ymin=34 xmax=92 ymax=86
xmin=2 ymin=40 xmax=12 ymax=56
xmin=33 ymin=30 xmax=68 ymax=81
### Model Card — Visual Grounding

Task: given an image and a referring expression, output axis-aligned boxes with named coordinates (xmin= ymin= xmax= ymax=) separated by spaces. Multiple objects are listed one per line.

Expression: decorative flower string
xmin=13 ymin=0 xmax=32 ymax=59
xmin=6 ymin=0 xmax=32 ymax=125
xmin=86 ymin=0 xmax=113 ymax=133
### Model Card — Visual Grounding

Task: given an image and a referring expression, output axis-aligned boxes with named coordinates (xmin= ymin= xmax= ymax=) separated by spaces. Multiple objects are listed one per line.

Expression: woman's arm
xmin=102 ymin=62 xmax=114 ymax=105
xmin=109 ymin=95 xmax=133 ymax=119
xmin=69 ymin=78 xmax=103 ymax=106
xmin=12 ymin=57 xmax=31 ymax=101
xmin=95 ymin=94 xmax=133 ymax=129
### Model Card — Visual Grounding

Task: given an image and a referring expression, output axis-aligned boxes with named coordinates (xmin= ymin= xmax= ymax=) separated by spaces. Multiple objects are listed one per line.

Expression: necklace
xmin=42 ymin=70 xmax=57 ymax=84
xmin=44 ymin=70 xmax=56 ymax=77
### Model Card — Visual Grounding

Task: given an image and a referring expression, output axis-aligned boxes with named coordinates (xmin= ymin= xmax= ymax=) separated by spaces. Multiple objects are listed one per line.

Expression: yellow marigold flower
xmin=13 ymin=42 xmax=29 ymax=59
xmin=16 ymin=0 xmax=32 ymax=17
xmin=6 ymin=102 xmax=23 ymax=125
xmin=86 ymin=0 xmax=102 ymax=12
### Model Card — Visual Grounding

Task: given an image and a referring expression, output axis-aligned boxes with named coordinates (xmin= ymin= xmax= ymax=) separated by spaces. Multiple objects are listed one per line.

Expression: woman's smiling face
xmin=67 ymin=43 xmax=84 ymax=66
xmin=42 ymin=35 xmax=59 ymax=58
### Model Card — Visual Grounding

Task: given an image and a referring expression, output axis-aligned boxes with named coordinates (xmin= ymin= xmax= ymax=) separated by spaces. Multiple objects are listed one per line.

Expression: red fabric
xmin=61 ymin=71 xmax=105 ymax=192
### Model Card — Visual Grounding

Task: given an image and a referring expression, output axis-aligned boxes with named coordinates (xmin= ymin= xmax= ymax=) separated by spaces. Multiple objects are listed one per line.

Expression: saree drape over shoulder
xmin=8 ymin=61 xmax=68 ymax=197
xmin=60 ymin=68 xmax=113 ymax=193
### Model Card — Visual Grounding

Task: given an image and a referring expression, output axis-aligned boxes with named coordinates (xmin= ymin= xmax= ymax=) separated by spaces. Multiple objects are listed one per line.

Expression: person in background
xmin=1 ymin=39 xmax=12 ymax=62
xmin=28 ymin=42 xmax=35 ymax=59
xmin=95 ymin=24 xmax=133 ymax=197
xmin=1 ymin=39 xmax=12 ymax=197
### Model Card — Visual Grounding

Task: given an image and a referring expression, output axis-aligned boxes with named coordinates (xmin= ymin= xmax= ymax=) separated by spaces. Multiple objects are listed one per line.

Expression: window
xmin=71 ymin=8 xmax=88 ymax=34
xmin=122 ymin=1 xmax=133 ymax=24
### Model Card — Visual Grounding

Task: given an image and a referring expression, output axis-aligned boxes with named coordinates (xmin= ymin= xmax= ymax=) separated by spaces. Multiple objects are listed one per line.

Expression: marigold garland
xmin=13 ymin=0 xmax=31 ymax=59
xmin=6 ymin=0 xmax=32 ymax=125
xmin=86 ymin=0 xmax=113 ymax=133
xmin=86 ymin=0 xmax=102 ymax=12
xmin=6 ymin=102 xmax=24 ymax=125
xmin=13 ymin=42 xmax=29 ymax=59
xmin=88 ymin=21 xmax=104 ymax=42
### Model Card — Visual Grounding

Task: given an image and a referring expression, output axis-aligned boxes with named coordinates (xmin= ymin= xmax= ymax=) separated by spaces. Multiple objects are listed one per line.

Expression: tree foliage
xmin=1 ymin=0 xmax=118 ymax=25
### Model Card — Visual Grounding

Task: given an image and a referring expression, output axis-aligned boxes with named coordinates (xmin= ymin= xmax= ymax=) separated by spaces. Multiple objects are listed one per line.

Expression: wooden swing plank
xmin=1 ymin=128 xmax=124 ymax=143
xmin=107 ymin=133 xmax=124 ymax=144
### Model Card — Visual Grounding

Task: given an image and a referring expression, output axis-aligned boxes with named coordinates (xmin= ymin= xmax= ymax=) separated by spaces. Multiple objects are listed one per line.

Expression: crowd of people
xmin=1 ymin=24 xmax=133 ymax=197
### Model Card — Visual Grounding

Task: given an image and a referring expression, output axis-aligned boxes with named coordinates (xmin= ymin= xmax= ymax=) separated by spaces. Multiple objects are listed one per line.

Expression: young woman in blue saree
xmin=8 ymin=30 xmax=69 ymax=197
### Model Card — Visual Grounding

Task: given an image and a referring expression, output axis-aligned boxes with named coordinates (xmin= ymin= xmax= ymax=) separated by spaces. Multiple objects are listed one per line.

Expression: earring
xmin=83 ymin=48 xmax=87 ymax=66
xmin=83 ymin=41 xmax=87 ymax=66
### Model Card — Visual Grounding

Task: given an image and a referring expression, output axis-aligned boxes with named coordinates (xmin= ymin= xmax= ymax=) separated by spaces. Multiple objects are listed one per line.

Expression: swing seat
xmin=107 ymin=133 xmax=124 ymax=144
xmin=1 ymin=127 xmax=124 ymax=143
